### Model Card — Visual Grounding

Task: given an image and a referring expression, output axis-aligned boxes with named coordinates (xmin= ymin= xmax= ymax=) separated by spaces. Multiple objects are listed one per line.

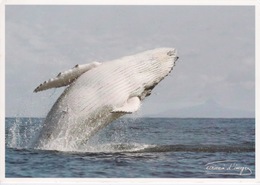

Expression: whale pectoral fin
xmin=34 ymin=62 xmax=101 ymax=92
xmin=111 ymin=97 xmax=141 ymax=114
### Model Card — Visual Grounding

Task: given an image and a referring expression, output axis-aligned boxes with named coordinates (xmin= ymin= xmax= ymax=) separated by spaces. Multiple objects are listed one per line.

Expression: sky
xmin=5 ymin=5 xmax=255 ymax=117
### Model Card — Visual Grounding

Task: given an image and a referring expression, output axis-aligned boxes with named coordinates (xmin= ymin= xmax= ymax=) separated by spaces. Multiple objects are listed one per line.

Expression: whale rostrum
xmin=32 ymin=48 xmax=179 ymax=151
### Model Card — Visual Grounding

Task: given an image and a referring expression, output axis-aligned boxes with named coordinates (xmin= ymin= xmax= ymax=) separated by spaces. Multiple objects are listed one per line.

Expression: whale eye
xmin=167 ymin=50 xmax=175 ymax=56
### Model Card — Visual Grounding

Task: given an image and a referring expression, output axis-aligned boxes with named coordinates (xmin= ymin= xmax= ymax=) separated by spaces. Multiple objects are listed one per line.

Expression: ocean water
xmin=5 ymin=117 xmax=255 ymax=178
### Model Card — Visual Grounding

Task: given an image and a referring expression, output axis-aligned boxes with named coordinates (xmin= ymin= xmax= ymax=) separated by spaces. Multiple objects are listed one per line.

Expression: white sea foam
xmin=6 ymin=117 xmax=152 ymax=153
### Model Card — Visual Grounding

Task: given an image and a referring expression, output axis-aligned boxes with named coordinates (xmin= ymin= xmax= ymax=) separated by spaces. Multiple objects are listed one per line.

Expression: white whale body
xmin=33 ymin=48 xmax=179 ymax=151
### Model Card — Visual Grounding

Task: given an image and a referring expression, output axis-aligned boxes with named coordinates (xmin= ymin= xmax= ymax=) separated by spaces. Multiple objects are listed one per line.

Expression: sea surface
xmin=5 ymin=117 xmax=255 ymax=178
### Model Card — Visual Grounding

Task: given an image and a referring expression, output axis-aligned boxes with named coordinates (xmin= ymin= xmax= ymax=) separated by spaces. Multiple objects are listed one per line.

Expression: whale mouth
xmin=165 ymin=55 xmax=178 ymax=77
xmin=141 ymin=56 xmax=178 ymax=99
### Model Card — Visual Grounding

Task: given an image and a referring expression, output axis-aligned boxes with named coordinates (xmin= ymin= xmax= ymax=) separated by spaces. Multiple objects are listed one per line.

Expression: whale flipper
xmin=34 ymin=62 xmax=101 ymax=92
xmin=112 ymin=97 xmax=141 ymax=114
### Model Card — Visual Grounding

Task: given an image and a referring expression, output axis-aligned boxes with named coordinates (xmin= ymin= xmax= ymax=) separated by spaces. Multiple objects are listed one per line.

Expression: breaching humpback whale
xmin=33 ymin=48 xmax=179 ymax=151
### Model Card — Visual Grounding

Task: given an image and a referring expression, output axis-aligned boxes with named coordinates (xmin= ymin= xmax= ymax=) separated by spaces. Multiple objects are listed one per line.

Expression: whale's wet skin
xmin=32 ymin=48 xmax=179 ymax=151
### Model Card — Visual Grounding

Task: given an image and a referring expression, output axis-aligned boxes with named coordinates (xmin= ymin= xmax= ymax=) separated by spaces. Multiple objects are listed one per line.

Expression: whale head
xmin=130 ymin=48 xmax=179 ymax=99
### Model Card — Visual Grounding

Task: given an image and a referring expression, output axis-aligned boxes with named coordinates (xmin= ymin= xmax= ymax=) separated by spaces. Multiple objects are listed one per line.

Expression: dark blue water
xmin=5 ymin=117 xmax=255 ymax=178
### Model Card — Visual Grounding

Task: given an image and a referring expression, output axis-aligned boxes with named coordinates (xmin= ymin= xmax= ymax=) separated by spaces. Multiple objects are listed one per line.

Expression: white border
xmin=0 ymin=0 xmax=5 ymax=181
xmin=0 ymin=178 xmax=258 ymax=184
xmin=255 ymin=0 xmax=259 ymax=183
xmin=1 ymin=0 xmax=259 ymax=184
xmin=2 ymin=0 xmax=259 ymax=5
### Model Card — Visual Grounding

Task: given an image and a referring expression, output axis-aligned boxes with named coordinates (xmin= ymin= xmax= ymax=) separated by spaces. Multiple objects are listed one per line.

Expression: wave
xmin=7 ymin=143 xmax=254 ymax=154
xmin=5 ymin=117 xmax=255 ymax=154
xmin=133 ymin=144 xmax=255 ymax=153
xmin=93 ymin=143 xmax=255 ymax=153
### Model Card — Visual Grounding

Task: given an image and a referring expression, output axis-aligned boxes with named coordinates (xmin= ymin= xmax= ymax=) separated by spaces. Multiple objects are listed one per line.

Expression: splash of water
xmin=6 ymin=118 xmax=43 ymax=149
xmin=6 ymin=117 xmax=152 ymax=153
xmin=6 ymin=117 xmax=254 ymax=153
